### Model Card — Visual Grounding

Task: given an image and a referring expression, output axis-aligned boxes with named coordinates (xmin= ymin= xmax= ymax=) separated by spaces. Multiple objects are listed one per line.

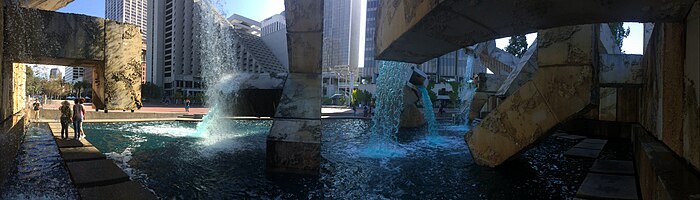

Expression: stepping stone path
xmin=47 ymin=123 xmax=156 ymax=200
xmin=576 ymin=160 xmax=639 ymax=199
xmin=564 ymin=139 xmax=608 ymax=158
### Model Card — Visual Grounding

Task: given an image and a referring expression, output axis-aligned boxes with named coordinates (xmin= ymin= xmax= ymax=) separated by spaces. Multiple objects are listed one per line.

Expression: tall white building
xmin=228 ymin=14 xmax=261 ymax=37
xmin=63 ymin=67 xmax=92 ymax=84
xmin=106 ymin=0 xmax=148 ymax=84
xmin=106 ymin=0 xmax=148 ymax=40
xmin=147 ymin=0 xmax=285 ymax=97
xmin=261 ymin=12 xmax=289 ymax=69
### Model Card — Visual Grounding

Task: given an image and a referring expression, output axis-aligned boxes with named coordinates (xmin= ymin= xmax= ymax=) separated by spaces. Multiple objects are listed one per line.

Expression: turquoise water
xmin=80 ymin=120 xmax=592 ymax=199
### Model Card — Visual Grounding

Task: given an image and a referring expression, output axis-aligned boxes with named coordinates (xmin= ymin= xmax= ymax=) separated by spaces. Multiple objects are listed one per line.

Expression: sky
xmin=56 ymin=0 xmax=644 ymax=70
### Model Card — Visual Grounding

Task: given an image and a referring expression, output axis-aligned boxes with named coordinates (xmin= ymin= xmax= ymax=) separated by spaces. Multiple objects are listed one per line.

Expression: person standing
xmin=185 ymin=99 xmax=191 ymax=112
xmin=32 ymin=100 xmax=42 ymax=121
xmin=59 ymin=101 xmax=72 ymax=140
xmin=73 ymin=98 xmax=86 ymax=140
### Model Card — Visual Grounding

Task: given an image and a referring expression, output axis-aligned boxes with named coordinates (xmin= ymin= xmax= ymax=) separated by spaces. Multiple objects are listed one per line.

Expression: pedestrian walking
xmin=32 ymin=100 xmax=42 ymax=120
xmin=185 ymin=99 xmax=191 ymax=112
xmin=73 ymin=98 xmax=86 ymax=140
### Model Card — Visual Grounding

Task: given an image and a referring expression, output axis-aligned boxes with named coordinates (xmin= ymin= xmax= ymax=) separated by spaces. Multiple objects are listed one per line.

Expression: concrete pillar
xmin=266 ymin=0 xmax=324 ymax=175
xmin=465 ymin=25 xmax=597 ymax=167
xmin=683 ymin=1 xmax=700 ymax=171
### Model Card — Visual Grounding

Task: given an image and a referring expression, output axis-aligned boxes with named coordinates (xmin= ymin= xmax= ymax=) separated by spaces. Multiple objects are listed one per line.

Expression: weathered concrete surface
xmin=496 ymin=40 xmax=538 ymax=98
xmin=19 ymin=0 xmax=74 ymax=11
xmin=102 ymin=20 xmax=143 ymax=111
xmin=576 ymin=173 xmax=638 ymax=200
xmin=231 ymin=73 xmax=286 ymax=117
xmin=267 ymin=0 xmax=323 ymax=175
xmin=66 ymin=159 xmax=130 ymax=187
xmin=468 ymin=73 xmax=508 ymax=120
xmin=374 ymin=0 xmax=696 ymax=63
xmin=564 ymin=147 xmax=601 ymax=158
xmin=599 ymin=87 xmax=617 ymax=121
xmin=640 ymin=23 xmax=686 ymax=157
xmin=634 ymin=129 xmax=700 ymax=200
xmin=78 ymin=181 xmax=156 ymax=200
xmin=465 ymin=25 xmax=596 ymax=167
xmin=684 ymin=1 xmax=700 ymax=172
xmin=600 ymin=54 xmax=644 ymax=84
xmin=3 ymin=7 xmax=142 ymax=111
xmin=400 ymin=86 xmax=426 ymax=128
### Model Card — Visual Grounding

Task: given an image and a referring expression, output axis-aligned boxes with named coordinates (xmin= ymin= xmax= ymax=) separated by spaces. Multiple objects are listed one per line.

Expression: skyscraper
xmin=362 ymin=0 xmax=379 ymax=82
xmin=322 ymin=0 xmax=361 ymax=70
xmin=106 ymin=0 xmax=148 ymax=84
xmin=228 ymin=14 xmax=262 ymax=37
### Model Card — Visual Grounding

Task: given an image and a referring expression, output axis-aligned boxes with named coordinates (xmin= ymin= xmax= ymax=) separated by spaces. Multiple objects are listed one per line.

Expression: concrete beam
xmin=375 ymin=0 xmax=696 ymax=63
xmin=18 ymin=0 xmax=75 ymax=11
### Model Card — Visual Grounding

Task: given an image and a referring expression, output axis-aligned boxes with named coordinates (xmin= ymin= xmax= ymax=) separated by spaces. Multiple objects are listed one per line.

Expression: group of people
xmin=58 ymin=98 xmax=87 ymax=140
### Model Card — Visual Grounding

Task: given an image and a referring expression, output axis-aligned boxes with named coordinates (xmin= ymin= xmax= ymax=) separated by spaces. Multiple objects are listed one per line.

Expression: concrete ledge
xmin=66 ymin=159 xmax=130 ymax=187
xmin=633 ymin=128 xmax=700 ymax=200
xmin=78 ymin=181 xmax=156 ymax=200
xmin=56 ymin=138 xmax=93 ymax=148
xmin=576 ymin=173 xmax=638 ymax=200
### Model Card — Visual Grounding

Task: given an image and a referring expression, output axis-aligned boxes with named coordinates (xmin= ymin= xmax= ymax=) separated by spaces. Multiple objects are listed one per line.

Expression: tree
xmin=448 ymin=82 xmax=462 ymax=107
xmin=43 ymin=79 xmax=70 ymax=99
xmin=608 ymin=22 xmax=630 ymax=48
xmin=141 ymin=82 xmax=163 ymax=100
xmin=505 ymin=34 xmax=528 ymax=58
xmin=73 ymin=81 xmax=91 ymax=97
xmin=25 ymin=66 xmax=43 ymax=96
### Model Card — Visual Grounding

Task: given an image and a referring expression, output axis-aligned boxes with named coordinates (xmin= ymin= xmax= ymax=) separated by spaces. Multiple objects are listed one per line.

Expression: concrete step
xmin=576 ymin=173 xmax=639 ymax=200
xmin=78 ymin=181 xmax=156 ymax=200
xmin=60 ymin=147 xmax=106 ymax=162
xmin=590 ymin=160 xmax=635 ymax=175
xmin=564 ymin=147 xmax=602 ymax=158
xmin=56 ymin=138 xmax=93 ymax=148
xmin=66 ymin=159 xmax=130 ymax=188
xmin=573 ymin=141 xmax=607 ymax=150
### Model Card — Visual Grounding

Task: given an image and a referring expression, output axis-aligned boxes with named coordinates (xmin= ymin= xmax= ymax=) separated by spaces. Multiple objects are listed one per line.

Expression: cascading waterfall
xmin=192 ymin=0 xmax=242 ymax=136
xmin=361 ymin=61 xmax=412 ymax=157
xmin=460 ymin=50 xmax=478 ymax=126
xmin=417 ymin=86 xmax=437 ymax=136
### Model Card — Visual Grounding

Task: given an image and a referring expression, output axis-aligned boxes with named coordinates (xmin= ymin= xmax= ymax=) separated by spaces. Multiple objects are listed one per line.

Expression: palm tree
xmin=73 ymin=81 xmax=91 ymax=97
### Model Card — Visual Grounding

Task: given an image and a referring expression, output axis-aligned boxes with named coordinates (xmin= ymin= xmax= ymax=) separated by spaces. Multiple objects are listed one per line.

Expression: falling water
xmin=192 ymin=0 xmax=243 ymax=136
xmin=361 ymin=61 xmax=412 ymax=157
xmin=461 ymin=50 xmax=478 ymax=126
xmin=417 ymin=86 xmax=437 ymax=136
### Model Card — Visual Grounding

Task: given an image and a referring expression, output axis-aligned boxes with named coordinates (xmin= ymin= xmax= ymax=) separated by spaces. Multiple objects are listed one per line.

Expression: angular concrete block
xmin=599 ymin=54 xmax=644 ymax=84
xmin=103 ymin=20 xmax=143 ymax=111
xmin=66 ymin=159 xmax=129 ymax=187
xmin=576 ymin=173 xmax=638 ymax=200
xmin=274 ymin=73 xmax=321 ymax=119
xmin=538 ymin=25 xmax=594 ymax=67
xmin=532 ymin=65 xmax=593 ymax=121
xmin=56 ymin=138 xmax=93 ymax=148
xmin=574 ymin=142 xmax=606 ymax=150
xmin=78 ymin=181 xmax=156 ymax=200
xmin=267 ymin=119 xmax=321 ymax=143
xmin=266 ymin=138 xmax=321 ymax=175
xmin=466 ymin=82 xmax=559 ymax=167
xmin=581 ymin=139 xmax=608 ymax=144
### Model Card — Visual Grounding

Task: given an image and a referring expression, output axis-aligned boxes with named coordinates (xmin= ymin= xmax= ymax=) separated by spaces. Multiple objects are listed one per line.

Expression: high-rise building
xmin=261 ymin=12 xmax=289 ymax=69
xmin=322 ymin=0 xmax=361 ymax=71
xmin=106 ymin=0 xmax=148 ymax=40
xmin=106 ymin=0 xmax=148 ymax=84
xmin=147 ymin=0 xmax=285 ymax=97
xmin=49 ymin=68 xmax=62 ymax=80
xmin=63 ymin=67 xmax=93 ymax=84
xmin=228 ymin=14 xmax=261 ymax=37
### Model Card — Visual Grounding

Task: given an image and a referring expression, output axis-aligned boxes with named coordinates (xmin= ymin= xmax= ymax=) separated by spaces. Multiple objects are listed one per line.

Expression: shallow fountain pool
xmin=82 ymin=120 xmax=590 ymax=199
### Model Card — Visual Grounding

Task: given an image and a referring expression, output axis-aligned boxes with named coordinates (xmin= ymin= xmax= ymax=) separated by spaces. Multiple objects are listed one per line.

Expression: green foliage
xmin=43 ymin=79 xmax=71 ymax=98
xmin=505 ymin=34 xmax=528 ymax=58
xmin=25 ymin=66 xmax=43 ymax=96
xmin=608 ymin=22 xmax=630 ymax=49
xmin=352 ymin=89 xmax=373 ymax=105
xmin=173 ymin=90 xmax=184 ymax=100
xmin=73 ymin=81 xmax=91 ymax=97
xmin=322 ymin=97 xmax=333 ymax=105
xmin=141 ymin=82 xmax=163 ymax=99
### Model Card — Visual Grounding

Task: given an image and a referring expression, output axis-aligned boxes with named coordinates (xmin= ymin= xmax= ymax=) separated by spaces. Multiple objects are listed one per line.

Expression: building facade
xmin=49 ymin=68 xmax=62 ymax=80
xmin=147 ymin=0 xmax=285 ymax=97
xmin=322 ymin=0 xmax=361 ymax=71
xmin=261 ymin=12 xmax=289 ymax=69
xmin=362 ymin=0 xmax=379 ymax=83
xmin=63 ymin=67 xmax=93 ymax=84
xmin=228 ymin=14 xmax=261 ymax=36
